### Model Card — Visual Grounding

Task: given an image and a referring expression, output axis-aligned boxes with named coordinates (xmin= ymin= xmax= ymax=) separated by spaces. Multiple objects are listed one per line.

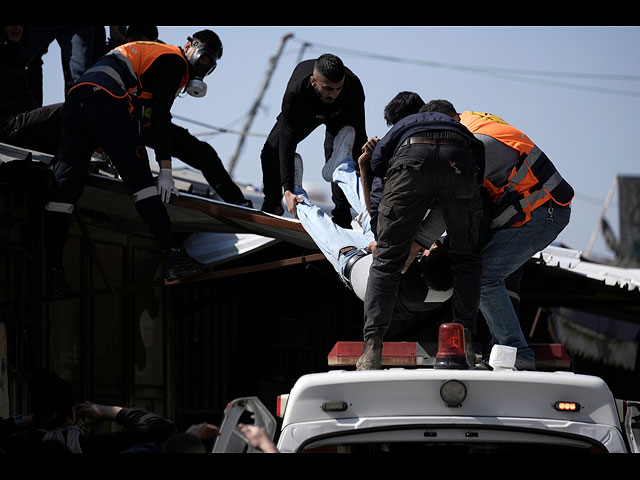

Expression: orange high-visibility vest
xmin=460 ymin=111 xmax=573 ymax=228
xmin=70 ymin=41 xmax=190 ymax=109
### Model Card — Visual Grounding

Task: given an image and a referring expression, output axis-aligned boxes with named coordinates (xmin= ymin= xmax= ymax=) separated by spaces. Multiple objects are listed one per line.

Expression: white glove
xmin=157 ymin=168 xmax=179 ymax=203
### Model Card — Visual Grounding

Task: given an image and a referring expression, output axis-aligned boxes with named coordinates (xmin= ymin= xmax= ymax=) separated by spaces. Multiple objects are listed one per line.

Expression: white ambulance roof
xmin=281 ymin=369 xmax=620 ymax=429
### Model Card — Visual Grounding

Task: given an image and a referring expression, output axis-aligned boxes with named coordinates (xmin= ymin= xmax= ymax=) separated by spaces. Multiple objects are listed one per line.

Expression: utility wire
xmin=292 ymin=38 xmax=640 ymax=98
xmin=172 ymin=114 xmax=267 ymax=138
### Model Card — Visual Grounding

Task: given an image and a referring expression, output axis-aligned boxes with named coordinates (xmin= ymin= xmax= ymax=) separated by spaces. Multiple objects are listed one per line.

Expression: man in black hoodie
xmin=260 ymin=53 xmax=367 ymax=228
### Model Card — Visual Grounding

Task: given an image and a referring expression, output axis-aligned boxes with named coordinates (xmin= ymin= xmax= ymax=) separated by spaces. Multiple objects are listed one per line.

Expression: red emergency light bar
xmin=327 ymin=341 xmax=427 ymax=367
xmin=327 ymin=341 xmax=571 ymax=370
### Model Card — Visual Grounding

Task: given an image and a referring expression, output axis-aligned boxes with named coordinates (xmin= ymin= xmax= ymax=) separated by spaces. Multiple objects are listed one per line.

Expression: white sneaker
xmin=294 ymin=153 xmax=303 ymax=188
xmin=322 ymin=126 xmax=355 ymax=182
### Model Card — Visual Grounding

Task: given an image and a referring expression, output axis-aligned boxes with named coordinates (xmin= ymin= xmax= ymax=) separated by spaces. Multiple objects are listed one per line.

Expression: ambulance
xmin=213 ymin=323 xmax=640 ymax=453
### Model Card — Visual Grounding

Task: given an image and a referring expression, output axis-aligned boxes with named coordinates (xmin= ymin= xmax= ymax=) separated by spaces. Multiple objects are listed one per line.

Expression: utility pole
xmin=227 ymin=33 xmax=293 ymax=176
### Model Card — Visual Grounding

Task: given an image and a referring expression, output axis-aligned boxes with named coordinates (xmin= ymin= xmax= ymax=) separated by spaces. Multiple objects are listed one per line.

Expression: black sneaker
xmin=260 ymin=199 xmax=284 ymax=216
xmin=48 ymin=267 xmax=71 ymax=299
xmin=164 ymin=248 xmax=211 ymax=282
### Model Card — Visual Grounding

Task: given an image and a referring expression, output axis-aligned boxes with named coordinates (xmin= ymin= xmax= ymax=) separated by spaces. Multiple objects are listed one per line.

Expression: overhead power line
xmin=292 ymin=37 xmax=640 ymax=98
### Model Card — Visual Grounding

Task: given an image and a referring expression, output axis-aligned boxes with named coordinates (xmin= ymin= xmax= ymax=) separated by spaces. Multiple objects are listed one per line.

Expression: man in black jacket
xmin=260 ymin=53 xmax=367 ymax=228
xmin=356 ymin=108 xmax=485 ymax=370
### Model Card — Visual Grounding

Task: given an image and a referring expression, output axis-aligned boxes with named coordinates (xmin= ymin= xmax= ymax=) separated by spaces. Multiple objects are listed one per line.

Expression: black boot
xmin=356 ymin=334 xmax=383 ymax=371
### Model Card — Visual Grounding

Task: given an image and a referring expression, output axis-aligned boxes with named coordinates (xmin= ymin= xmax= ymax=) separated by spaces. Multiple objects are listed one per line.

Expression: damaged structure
xmin=1 ymin=141 xmax=639 ymax=431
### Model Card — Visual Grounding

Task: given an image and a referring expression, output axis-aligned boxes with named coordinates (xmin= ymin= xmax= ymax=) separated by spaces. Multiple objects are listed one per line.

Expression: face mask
xmin=183 ymin=36 xmax=218 ymax=98
xmin=186 ymin=77 xmax=207 ymax=98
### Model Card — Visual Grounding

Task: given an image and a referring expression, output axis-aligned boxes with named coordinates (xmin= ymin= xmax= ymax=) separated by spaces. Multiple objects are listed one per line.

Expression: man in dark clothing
xmin=356 ymin=110 xmax=485 ymax=370
xmin=44 ymin=29 xmax=222 ymax=297
xmin=0 ymin=25 xmax=63 ymax=155
xmin=0 ymin=371 xmax=176 ymax=453
xmin=260 ymin=53 xmax=367 ymax=228
xmin=21 ymin=26 xmax=96 ymax=107
xmin=125 ymin=26 xmax=251 ymax=207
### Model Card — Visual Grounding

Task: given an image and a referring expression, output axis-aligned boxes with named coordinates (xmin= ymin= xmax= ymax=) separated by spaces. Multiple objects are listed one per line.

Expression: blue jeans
xmin=480 ymin=204 xmax=571 ymax=362
xmin=294 ymin=157 xmax=374 ymax=281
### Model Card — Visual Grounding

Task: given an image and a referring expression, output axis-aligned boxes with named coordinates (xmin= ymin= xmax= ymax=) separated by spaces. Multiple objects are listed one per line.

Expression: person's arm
xmin=357 ymin=137 xmax=379 ymax=214
xmin=76 ymin=401 xmax=176 ymax=453
xmin=238 ymin=423 xmax=278 ymax=453
xmin=142 ymin=54 xmax=188 ymax=203
xmin=279 ymin=104 xmax=305 ymax=218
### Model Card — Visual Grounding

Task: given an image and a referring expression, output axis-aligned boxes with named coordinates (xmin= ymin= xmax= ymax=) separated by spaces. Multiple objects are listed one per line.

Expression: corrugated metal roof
xmin=534 ymin=245 xmax=640 ymax=293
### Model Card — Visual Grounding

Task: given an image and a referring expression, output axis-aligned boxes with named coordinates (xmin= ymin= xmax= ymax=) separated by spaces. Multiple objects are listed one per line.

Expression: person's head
xmin=384 ymin=91 xmax=425 ymax=126
xmin=1 ymin=26 xmax=24 ymax=43
xmin=310 ymin=54 xmax=345 ymax=104
xmin=125 ymin=25 xmax=159 ymax=42
xmin=420 ymin=99 xmax=460 ymax=121
xmin=162 ymin=433 xmax=206 ymax=453
xmin=184 ymin=29 xmax=223 ymax=79
xmin=420 ymin=242 xmax=453 ymax=291
xmin=29 ymin=371 xmax=76 ymax=430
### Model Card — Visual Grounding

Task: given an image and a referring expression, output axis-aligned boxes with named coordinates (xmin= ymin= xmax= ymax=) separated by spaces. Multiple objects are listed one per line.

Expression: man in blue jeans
xmin=355 ymin=110 xmax=486 ymax=370
xmin=423 ymin=100 xmax=574 ymax=370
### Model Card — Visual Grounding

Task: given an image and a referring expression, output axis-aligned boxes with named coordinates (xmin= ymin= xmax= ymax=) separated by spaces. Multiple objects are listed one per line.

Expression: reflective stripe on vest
xmin=460 ymin=111 xmax=573 ymax=228
xmin=70 ymin=42 xmax=190 ymax=101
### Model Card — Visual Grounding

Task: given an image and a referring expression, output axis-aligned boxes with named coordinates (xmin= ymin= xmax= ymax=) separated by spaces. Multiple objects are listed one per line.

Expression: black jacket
xmin=276 ymin=59 xmax=367 ymax=192
xmin=368 ymin=111 xmax=484 ymax=238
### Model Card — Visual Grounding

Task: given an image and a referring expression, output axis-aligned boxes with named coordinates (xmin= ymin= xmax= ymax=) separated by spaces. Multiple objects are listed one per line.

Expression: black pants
xmin=0 ymin=103 xmax=64 ymax=155
xmin=44 ymin=86 xmax=173 ymax=269
xmin=142 ymin=123 xmax=248 ymax=206
xmin=363 ymin=140 xmax=484 ymax=339
xmin=260 ymin=120 xmax=353 ymax=226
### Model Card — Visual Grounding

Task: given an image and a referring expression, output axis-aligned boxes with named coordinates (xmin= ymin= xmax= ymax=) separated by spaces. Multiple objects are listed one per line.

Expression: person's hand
xmin=76 ymin=402 xmax=122 ymax=422
xmin=186 ymin=423 xmax=220 ymax=440
xmin=357 ymin=137 xmax=379 ymax=171
xmin=284 ymin=190 xmax=304 ymax=219
xmin=367 ymin=241 xmax=377 ymax=255
xmin=157 ymin=168 xmax=179 ymax=203
xmin=401 ymin=242 xmax=423 ymax=274
xmin=238 ymin=424 xmax=278 ymax=453
xmin=361 ymin=136 xmax=379 ymax=155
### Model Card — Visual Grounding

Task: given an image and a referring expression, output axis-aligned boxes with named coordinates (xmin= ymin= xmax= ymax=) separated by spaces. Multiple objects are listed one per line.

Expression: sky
xmin=40 ymin=25 xmax=640 ymax=261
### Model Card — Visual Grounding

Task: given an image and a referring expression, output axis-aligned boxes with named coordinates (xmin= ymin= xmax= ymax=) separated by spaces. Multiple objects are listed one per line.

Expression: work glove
xmin=157 ymin=168 xmax=179 ymax=203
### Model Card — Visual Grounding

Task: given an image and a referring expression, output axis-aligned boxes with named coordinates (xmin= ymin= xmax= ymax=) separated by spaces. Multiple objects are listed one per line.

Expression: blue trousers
xmin=480 ymin=204 xmax=571 ymax=362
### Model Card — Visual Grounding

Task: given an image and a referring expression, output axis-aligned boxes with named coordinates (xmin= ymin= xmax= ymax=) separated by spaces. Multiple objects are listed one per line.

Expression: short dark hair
xmin=421 ymin=99 xmax=458 ymax=116
xmin=420 ymin=245 xmax=453 ymax=291
xmin=384 ymin=91 xmax=425 ymax=126
xmin=29 ymin=371 xmax=75 ymax=430
xmin=314 ymin=54 xmax=345 ymax=83
xmin=192 ymin=29 xmax=223 ymax=59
